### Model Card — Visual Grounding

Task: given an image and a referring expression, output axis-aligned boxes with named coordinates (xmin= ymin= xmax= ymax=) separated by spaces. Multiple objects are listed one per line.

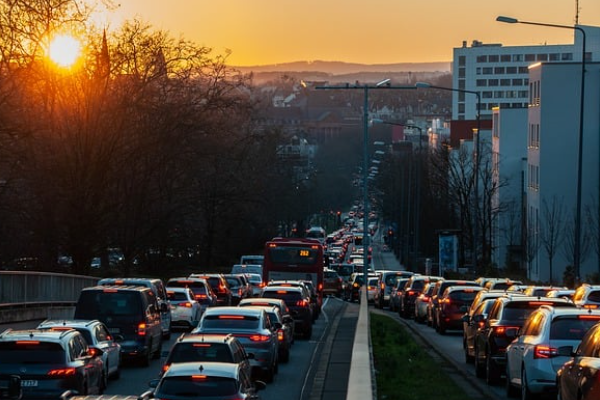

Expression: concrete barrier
xmin=346 ymin=288 xmax=374 ymax=400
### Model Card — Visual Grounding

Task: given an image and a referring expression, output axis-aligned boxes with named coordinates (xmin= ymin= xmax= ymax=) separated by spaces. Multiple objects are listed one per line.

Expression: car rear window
xmin=262 ymin=290 xmax=302 ymax=305
xmin=550 ymin=316 xmax=600 ymax=340
xmin=588 ymin=291 xmax=600 ymax=303
xmin=448 ymin=290 xmax=479 ymax=302
xmin=0 ymin=342 xmax=64 ymax=364
xmin=202 ymin=315 xmax=259 ymax=330
xmin=503 ymin=301 xmax=573 ymax=321
xmin=410 ymin=280 xmax=426 ymax=290
xmin=75 ymin=290 xmax=142 ymax=318
xmin=168 ymin=291 xmax=189 ymax=302
xmin=168 ymin=343 xmax=233 ymax=363
xmin=158 ymin=376 xmax=237 ymax=397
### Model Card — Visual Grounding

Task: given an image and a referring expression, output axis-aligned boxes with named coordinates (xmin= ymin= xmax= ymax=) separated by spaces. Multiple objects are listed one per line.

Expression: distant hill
xmin=233 ymin=60 xmax=451 ymax=75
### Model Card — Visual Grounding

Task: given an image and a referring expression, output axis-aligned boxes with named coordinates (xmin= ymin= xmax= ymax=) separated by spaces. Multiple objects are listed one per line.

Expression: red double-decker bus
xmin=262 ymin=237 xmax=325 ymax=305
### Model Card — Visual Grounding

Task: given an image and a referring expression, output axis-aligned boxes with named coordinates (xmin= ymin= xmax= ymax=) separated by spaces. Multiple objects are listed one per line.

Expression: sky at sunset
xmin=103 ymin=0 xmax=600 ymax=66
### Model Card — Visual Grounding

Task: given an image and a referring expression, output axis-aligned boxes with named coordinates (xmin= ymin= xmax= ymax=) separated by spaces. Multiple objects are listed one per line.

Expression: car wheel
xmin=264 ymin=365 xmax=275 ymax=383
xmin=474 ymin=345 xmax=485 ymax=378
xmin=464 ymin=338 xmax=474 ymax=364
xmin=438 ymin=321 xmax=446 ymax=335
xmin=140 ymin=340 xmax=152 ymax=367
xmin=505 ymin=366 xmax=518 ymax=398
xmin=99 ymin=370 xmax=107 ymax=394
xmin=521 ymin=369 xmax=536 ymax=400
xmin=486 ymin=350 xmax=500 ymax=385
xmin=153 ymin=338 xmax=162 ymax=359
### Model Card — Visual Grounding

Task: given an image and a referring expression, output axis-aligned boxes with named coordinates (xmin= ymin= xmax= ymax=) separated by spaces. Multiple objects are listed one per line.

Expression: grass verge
xmin=370 ymin=313 xmax=472 ymax=400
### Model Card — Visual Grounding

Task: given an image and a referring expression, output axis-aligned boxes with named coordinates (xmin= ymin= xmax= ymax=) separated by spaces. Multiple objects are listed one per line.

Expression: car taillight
xmin=162 ymin=363 xmax=170 ymax=373
xmin=492 ymin=326 xmax=519 ymax=337
xmin=249 ymin=334 xmax=271 ymax=342
xmin=318 ymin=283 xmax=323 ymax=291
xmin=353 ymin=282 xmax=359 ymax=288
xmin=238 ymin=288 xmax=243 ymax=296
xmin=442 ymin=298 xmax=451 ymax=304
xmin=137 ymin=322 xmax=147 ymax=336
xmin=534 ymin=345 xmax=559 ymax=359
xmin=408 ymin=290 xmax=415 ymax=296
xmin=181 ymin=302 xmax=192 ymax=308
xmin=48 ymin=368 xmax=76 ymax=376
xmin=296 ymin=299 xmax=308 ymax=307
xmin=422 ymin=296 xmax=430 ymax=303
xmin=368 ymin=285 xmax=376 ymax=290
xmin=583 ymin=304 xmax=599 ymax=309
xmin=195 ymin=294 xmax=207 ymax=300
xmin=277 ymin=329 xmax=284 ymax=342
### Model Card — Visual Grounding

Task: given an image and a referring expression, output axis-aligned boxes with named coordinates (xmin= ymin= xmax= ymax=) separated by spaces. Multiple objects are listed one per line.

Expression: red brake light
xmin=249 ymin=334 xmax=270 ymax=342
xmin=493 ymin=326 xmax=519 ymax=337
xmin=16 ymin=341 xmax=39 ymax=345
xmin=192 ymin=344 xmax=211 ymax=347
xmin=195 ymin=294 xmax=207 ymax=299
xmin=162 ymin=364 xmax=170 ymax=373
xmin=182 ymin=302 xmax=192 ymax=308
xmin=191 ymin=375 xmax=207 ymax=379
xmin=578 ymin=315 xmax=600 ymax=320
xmin=277 ymin=330 xmax=284 ymax=341
xmin=48 ymin=368 xmax=76 ymax=376
xmin=218 ymin=315 xmax=244 ymax=319
xmin=584 ymin=304 xmax=599 ymax=309
xmin=422 ymin=297 xmax=430 ymax=303
xmin=408 ymin=290 xmax=415 ymax=296
xmin=534 ymin=345 xmax=558 ymax=359
xmin=296 ymin=299 xmax=308 ymax=307
xmin=137 ymin=322 xmax=147 ymax=336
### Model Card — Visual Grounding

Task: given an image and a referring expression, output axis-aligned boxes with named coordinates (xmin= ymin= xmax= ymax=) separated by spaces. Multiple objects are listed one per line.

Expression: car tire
xmin=464 ymin=338 xmax=474 ymax=364
xmin=505 ymin=367 xmax=518 ymax=398
xmin=153 ymin=338 xmax=162 ymax=359
xmin=521 ymin=369 xmax=535 ymax=400
xmin=474 ymin=345 xmax=485 ymax=378
xmin=486 ymin=350 xmax=500 ymax=385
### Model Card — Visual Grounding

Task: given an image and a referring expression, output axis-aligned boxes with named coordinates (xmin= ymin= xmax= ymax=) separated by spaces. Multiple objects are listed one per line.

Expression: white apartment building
xmin=526 ymin=61 xmax=600 ymax=283
xmin=452 ymin=25 xmax=600 ymax=121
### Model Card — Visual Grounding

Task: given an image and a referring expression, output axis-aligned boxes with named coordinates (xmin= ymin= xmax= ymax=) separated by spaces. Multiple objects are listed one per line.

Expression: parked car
xmin=473 ymin=295 xmax=575 ymax=385
xmin=37 ymin=319 xmax=122 ymax=381
xmin=436 ymin=286 xmax=485 ymax=334
xmin=0 ymin=328 xmax=105 ymax=398
xmin=556 ymin=320 xmax=600 ymax=400
xmin=148 ymin=362 xmax=266 ymax=399
xmin=192 ymin=306 xmax=279 ymax=382
xmin=506 ymin=305 xmax=600 ymax=398
xmin=74 ymin=285 xmax=163 ymax=366
xmin=160 ymin=333 xmax=252 ymax=380
xmin=166 ymin=287 xmax=203 ymax=330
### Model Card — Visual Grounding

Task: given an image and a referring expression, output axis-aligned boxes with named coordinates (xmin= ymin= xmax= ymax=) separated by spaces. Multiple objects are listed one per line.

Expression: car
xmin=556 ymin=321 xmax=600 ymax=400
xmin=323 ymin=269 xmax=343 ymax=297
xmin=261 ymin=285 xmax=313 ymax=340
xmin=160 ymin=333 xmax=252 ymax=380
xmin=189 ymin=274 xmax=233 ymax=307
xmin=0 ymin=328 xmax=105 ymax=398
xmin=473 ymin=295 xmax=576 ymax=385
xmin=545 ymin=288 xmax=575 ymax=300
xmin=483 ymin=278 xmax=522 ymax=291
xmin=232 ymin=263 xmax=263 ymax=276
xmin=375 ymin=270 xmax=414 ymax=309
xmin=36 ymin=319 xmax=122 ymax=381
xmin=427 ymin=280 xmax=479 ymax=330
xmin=238 ymin=298 xmax=295 ymax=342
xmin=246 ymin=273 xmax=265 ymax=297
xmin=166 ymin=277 xmax=218 ymax=311
xmin=462 ymin=298 xmax=496 ymax=364
xmin=399 ymin=275 xmax=443 ymax=318
xmin=389 ymin=277 xmax=412 ymax=312
xmin=414 ymin=282 xmax=435 ymax=323
xmin=240 ymin=305 xmax=292 ymax=363
xmin=97 ymin=277 xmax=172 ymax=340
xmin=522 ymin=285 xmax=568 ymax=297
xmin=167 ymin=287 xmax=204 ymax=330
xmin=506 ymin=306 xmax=600 ymax=399
xmin=74 ymin=285 xmax=163 ymax=366
xmin=360 ymin=276 xmax=380 ymax=303
xmin=436 ymin=285 xmax=485 ymax=334
xmin=267 ymin=280 xmax=318 ymax=321
xmin=329 ymin=263 xmax=354 ymax=293
xmin=224 ymin=274 xmax=252 ymax=305
xmin=148 ymin=362 xmax=266 ymax=399
xmin=192 ymin=306 xmax=279 ymax=382
xmin=572 ymin=283 xmax=600 ymax=308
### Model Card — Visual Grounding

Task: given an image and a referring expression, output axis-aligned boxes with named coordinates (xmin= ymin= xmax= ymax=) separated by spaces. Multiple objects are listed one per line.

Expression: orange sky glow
xmin=99 ymin=0 xmax=600 ymax=66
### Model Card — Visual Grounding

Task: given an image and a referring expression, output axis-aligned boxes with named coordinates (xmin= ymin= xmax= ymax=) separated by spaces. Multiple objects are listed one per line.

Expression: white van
xmin=231 ymin=263 xmax=263 ymax=276
xmin=239 ymin=254 xmax=264 ymax=266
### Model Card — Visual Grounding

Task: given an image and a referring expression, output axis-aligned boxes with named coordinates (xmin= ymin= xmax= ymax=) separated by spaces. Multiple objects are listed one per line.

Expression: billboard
xmin=439 ymin=233 xmax=458 ymax=272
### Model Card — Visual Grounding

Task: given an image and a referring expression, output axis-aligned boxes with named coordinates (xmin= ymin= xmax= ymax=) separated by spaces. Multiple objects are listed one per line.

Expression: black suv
xmin=473 ymin=295 xmax=575 ymax=384
xmin=261 ymin=286 xmax=313 ymax=340
xmin=74 ymin=285 xmax=163 ymax=366
xmin=161 ymin=333 xmax=252 ymax=377
xmin=0 ymin=328 xmax=105 ymax=399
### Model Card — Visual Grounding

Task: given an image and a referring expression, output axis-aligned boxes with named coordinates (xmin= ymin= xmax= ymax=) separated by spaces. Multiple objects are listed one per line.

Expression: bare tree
xmin=539 ymin=197 xmax=565 ymax=284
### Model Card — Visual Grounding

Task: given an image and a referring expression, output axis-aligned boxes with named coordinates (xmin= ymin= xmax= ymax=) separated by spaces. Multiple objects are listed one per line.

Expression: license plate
xmin=21 ymin=380 xmax=38 ymax=387
xmin=108 ymin=328 xmax=120 ymax=334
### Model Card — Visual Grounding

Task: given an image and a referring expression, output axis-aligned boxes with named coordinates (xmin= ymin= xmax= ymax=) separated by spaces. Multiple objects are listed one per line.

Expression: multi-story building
xmin=452 ymin=25 xmax=600 ymax=121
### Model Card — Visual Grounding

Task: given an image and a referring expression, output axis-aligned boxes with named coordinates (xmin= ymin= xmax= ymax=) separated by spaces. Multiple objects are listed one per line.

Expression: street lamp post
xmin=415 ymin=82 xmax=481 ymax=272
xmin=497 ymin=15 xmax=586 ymax=284
xmin=316 ymin=81 xmax=415 ymax=286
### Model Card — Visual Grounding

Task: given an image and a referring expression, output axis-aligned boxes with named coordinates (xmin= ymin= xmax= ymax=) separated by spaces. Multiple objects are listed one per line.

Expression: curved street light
xmin=497 ymin=15 xmax=586 ymax=283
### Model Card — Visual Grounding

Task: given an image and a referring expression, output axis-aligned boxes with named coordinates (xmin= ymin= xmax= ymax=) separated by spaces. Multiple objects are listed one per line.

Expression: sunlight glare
xmin=48 ymin=34 xmax=82 ymax=68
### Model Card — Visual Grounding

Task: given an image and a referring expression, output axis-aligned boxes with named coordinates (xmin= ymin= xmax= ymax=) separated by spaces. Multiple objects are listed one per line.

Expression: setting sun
xmin=48 ymin=34 xmax=81 ymax=68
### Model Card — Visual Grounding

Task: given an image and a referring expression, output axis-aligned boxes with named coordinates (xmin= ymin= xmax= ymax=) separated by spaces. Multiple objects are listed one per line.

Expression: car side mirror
xmin=0 ymin=375 xmax=22 ymax=400
xmin=148 ymin=379 xmax=160 ymax=389
xmin=273 ymin=322 xmax=283 ymax=330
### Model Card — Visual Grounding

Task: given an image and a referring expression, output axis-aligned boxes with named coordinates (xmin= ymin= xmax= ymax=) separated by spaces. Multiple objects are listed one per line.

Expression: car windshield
xmin=168 ymin=343 xmax=233 ymax=363
xmin=262 ymin=290 xmax=302 ymax=305
xmin=158 ymin=376 xmax=237 ymax=397
xmin=202 ymin=315 xmax=259 ymax=330
xmin=0 ymin=342 xmax=64 ymax=364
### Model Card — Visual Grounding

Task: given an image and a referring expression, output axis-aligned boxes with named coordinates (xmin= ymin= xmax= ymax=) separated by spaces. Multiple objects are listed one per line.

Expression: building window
xmin=458 ymin=103 xmax=465 ymax=113
xmin=458 ymin=91 xmax=465 ymax=101
xmin=459 ymin=55 xmax=466 ymax=66
xmin=562 ymin=53 xmax=573 ymax=60
xmin=494 ymin=67 xmax=505 ymax=74
xmin=483 ymin=67 xmax=493 ymax=74
xmin=519 ymin=66 xmax=529 ymax=73
xmin=488 ymin=79 xmax=499 ymax=86
xmin=513 ymin=54 xmax=523 ymax=62
xmin=489 ymin=55 xmax=499 ymax=62
xmin=525 ymin=54 xmax=536 ymax=61
xmin=458 ymin=67 xmax=466 ymax=78
xmin=506 ymin=91 xmax=517 ymax=98
xmin=537 ymin=54 xmax=548 ymax=61
xmin=482 ymin=91 xmax=493 ymax=99
xmin=501 ymin=54 xmax=511 ymax=62
xmin=477 ymin=55 xmax=487 ymax=63
xmin=500 ymin=79 xmax=511 ymax=86
xmin=549 ymin=53 xmax=560 ymax=61
xmin=585 ymin=52 xmax=592 ymax=62
xmin=476 ymin=67 xmax=481 ymax=75
xmin=519 ymin=90 xmax=528 ymax=98
xmin=512 ymin=78 xmax=523 ymax=85
xmin=506 ymin=66 xmax=517 ymax=74
xmin=494 ymin=91 xmax=504 ymax=98
xmin=476 ymin=79 xmax=487 ymax=87
xmin=524 ymin=78 xmax=529 ymax=85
